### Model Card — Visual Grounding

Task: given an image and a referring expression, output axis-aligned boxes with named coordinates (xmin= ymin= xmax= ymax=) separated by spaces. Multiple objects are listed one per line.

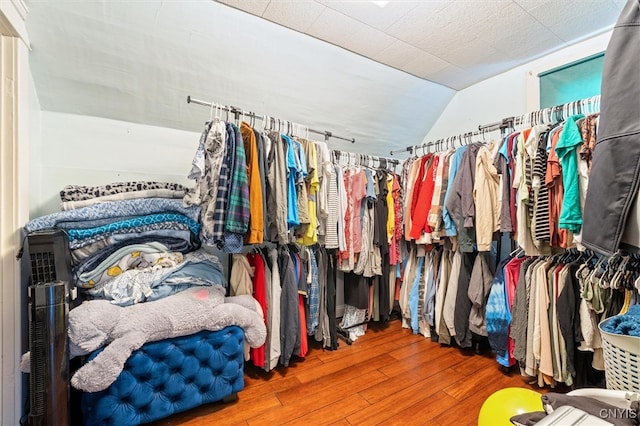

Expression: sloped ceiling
xmin=24 ymin=0 xmax=621 ymax=157
xmin=218 ymin=0 xmax=623 ymax=89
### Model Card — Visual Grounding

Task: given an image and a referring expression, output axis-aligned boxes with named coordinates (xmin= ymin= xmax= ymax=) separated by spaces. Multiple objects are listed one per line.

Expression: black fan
xmin=25 ymin=229 xmax=73 ymax=426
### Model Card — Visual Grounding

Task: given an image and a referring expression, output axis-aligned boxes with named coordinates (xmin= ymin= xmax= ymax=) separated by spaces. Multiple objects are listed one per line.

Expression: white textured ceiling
xmin=217 ymin=0 xmax=622 ymax=89
xmin=24 ymin=0 xmax=622 ymax=157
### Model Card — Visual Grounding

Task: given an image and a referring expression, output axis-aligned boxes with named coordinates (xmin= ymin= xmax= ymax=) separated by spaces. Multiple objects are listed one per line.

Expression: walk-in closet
xmin=1 ymin=1 xmax=639 ymax=425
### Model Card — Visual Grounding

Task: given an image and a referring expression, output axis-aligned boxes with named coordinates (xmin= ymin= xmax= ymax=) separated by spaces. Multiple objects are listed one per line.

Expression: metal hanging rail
xmin=331 ymin=149 xmax=399 ymax=168
xmin=187 ymin=96 xmax=355 ymax=143
xmin=390 ymin=117 xmax=513 ymax=156
xmin=390 ymin=95 xmax=601 ymax=156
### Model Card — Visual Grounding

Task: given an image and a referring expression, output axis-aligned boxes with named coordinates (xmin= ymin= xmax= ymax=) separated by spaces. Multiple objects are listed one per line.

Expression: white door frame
xmin=0 ymin=1 xmax=29 ymax=424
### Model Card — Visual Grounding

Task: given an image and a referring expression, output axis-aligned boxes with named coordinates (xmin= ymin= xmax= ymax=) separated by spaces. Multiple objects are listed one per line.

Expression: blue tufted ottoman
xmin=81 ymin=326 xmax=245 ymax=425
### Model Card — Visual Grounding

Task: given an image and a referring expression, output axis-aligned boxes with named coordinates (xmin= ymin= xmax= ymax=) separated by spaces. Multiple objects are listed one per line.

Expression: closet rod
xmin=389 ymin=94 xmax=601 ymax=156
xmin=331 ymin=149 xmax=399 ymax=167
xmin=389 ymin=126 xmax=503 ymax=156
xmin=187 ymin=96 xmax=356 ymax=144
xmin=478 ymin=117 xmax=515 ymax=132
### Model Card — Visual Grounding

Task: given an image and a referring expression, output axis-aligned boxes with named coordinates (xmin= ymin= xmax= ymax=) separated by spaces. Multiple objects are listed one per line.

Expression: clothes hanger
xmin=509 ymin=246 xmax=525 ymax=258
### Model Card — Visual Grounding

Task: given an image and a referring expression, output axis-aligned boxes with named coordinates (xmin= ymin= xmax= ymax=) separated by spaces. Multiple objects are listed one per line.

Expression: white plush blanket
xmin=22 ymin=285 xmax=266 ymax=393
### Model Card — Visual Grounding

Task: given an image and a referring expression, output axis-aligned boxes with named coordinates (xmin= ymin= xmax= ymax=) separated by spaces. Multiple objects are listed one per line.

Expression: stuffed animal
xmin=24 ymin=285 xmax=266 ymax=393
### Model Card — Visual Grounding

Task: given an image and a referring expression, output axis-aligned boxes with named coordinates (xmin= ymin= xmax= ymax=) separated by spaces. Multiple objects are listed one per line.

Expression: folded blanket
xmin=60 ymin=181 xmax=188 ymax=202
xmin=71 ymin=232 xmax=197 ymax=268
xmin=72 ymin=236 xmax=192 ymax=273
xmin=77 ymin=242 xmax=173 ymax=286
xmin=601 ymin=304 xmax=640 ymax=337
xmin=69 ymin=224 xmax=193 ymax=250
xmin=61 ymin=188 xmax=186 ymax=211
xmin=66 ymin=213 xmax=200 ymax=242
xmin=24 ymin=198 xmax=200 ymax=233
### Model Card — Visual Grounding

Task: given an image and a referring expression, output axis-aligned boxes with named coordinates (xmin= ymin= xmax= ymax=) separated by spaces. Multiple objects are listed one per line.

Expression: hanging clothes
xmin=248 ymin=252 xmax=267 ymax=368
xmin=265 ymin=247 xmax=282 ymax=371
xmin=240 ymin=122 xmax=264 ymax=244
xmin=266 ymin=131 xmax=289 ymax=245
xmin=278 ymin=246 xmax=301 ymax=367
xmin=183 ymin=119 xmax=226 ymax=245
xmin=223 ymin=123 xmax=250 ymax=253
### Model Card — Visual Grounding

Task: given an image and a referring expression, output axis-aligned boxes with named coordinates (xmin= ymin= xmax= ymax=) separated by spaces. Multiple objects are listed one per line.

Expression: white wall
xmin=29 ymin=73 xmax=42 ymax=219
xmin=423 ymin=31 xmax=613 ymax=144
xmin=33 ymin=112 xmax=201 ymax=217
xmin=26 ymin=0 xmax=456 ymax=159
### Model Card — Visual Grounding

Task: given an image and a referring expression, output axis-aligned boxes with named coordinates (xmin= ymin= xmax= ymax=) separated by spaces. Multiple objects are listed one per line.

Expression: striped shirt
xmin=533 ymin=131 xmax=551 ymax=242
xmin=324 ymin=168 xmax=340 ymax=249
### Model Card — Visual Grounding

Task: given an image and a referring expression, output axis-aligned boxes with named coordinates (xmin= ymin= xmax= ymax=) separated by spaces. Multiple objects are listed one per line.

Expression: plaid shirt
xmin=224 ymin=123 xmax=250 ymax=235
xmin=211 ymin=123 xmax=234 ymax=248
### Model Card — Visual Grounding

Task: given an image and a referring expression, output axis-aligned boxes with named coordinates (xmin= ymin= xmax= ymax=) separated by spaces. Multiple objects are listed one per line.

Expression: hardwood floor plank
xmin=246 ymin=370 xmax=387 ymax=425
xmin=281 ymin=394 xmax=370 ymax=425
xmin=386 ymin=336 xmax=444 ymax=361
xmin=450 ymin=351 xmax=502 ymax=375
xmin=294 ymin=340 xmax=403 ymax=383
xmin=276 ymin=354 xmax=395 ymax=405
xmin=328 ymin=420 xmax=352 ymax=426
xmin=149 ymin=395 xmax=281 ymax=426
xmin=239 ymin=373 xmax=302 ymax=402
xmin=384 ymin=390 xmax=459 ymax=425
xmin=346 ymin=366 xmax=471 ymax=426
xmin=379 ymin=344 xmax=468 ymax=378
xmin=358 ymin=366 xmax=465 ymax=405
xmin=276 ymin=369 xmax=388 ymax=408
xmin=313 ymin=325 xmax=422 ymax=363
xmin=442 ymin=362 xmax=509 ymax=401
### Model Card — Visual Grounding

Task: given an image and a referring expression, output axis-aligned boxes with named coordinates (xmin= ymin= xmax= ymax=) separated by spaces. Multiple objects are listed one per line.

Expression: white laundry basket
xmin=599 ymin=317 xmax=640 ymax=393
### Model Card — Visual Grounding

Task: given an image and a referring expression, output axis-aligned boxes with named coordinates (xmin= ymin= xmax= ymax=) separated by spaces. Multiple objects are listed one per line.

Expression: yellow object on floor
xmin=478 ymin=387 xmax=544 ymax=426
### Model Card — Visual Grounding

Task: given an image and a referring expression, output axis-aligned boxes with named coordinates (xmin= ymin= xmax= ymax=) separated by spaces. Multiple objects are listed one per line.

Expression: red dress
xmin=248 ymin=253 xmax=267 ymax=368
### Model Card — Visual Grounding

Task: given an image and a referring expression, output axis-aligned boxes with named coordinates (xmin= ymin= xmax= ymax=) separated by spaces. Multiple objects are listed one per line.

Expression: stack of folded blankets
xmin=24 ymin=181 xmax=225 ymax=306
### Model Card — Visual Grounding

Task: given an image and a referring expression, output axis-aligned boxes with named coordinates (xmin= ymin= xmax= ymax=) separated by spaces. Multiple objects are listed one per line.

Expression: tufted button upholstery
xmin=81 ymin=326 xmax=244 ymax=426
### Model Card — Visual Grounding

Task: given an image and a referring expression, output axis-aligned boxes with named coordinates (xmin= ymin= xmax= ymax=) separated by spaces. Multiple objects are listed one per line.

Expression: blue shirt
xmin=283 ymin=135 xmax=300 ymax=228
xmin=409 ymin=256 xmax=425 ymax=334
xmin=442 ymin=146 xmax=468 ymax=236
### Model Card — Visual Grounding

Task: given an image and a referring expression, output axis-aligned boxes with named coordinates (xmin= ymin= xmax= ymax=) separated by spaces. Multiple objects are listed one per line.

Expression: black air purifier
xmin=27 ymin=282 xmax=69 ymax=426
xmin=25 ymin=229 xmax=74 ymax=426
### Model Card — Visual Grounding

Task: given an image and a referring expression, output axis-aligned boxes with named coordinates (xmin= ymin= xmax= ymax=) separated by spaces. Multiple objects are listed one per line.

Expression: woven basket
xmin=599 ymin=318 xmax=640 ymax=393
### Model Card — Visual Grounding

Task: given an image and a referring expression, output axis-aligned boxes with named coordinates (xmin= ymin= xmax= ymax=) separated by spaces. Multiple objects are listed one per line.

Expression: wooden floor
xmin=152 ymin=318 xmax=550 ymax=426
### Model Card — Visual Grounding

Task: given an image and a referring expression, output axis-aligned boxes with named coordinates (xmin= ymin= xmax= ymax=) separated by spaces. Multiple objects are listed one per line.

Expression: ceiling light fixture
xmin=370 ymin=1 xmax=389 ymax=8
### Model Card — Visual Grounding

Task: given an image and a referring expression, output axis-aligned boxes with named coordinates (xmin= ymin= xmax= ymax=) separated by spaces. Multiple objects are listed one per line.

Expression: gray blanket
xmin=22 ymin=285 xmax=266 ymax=393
